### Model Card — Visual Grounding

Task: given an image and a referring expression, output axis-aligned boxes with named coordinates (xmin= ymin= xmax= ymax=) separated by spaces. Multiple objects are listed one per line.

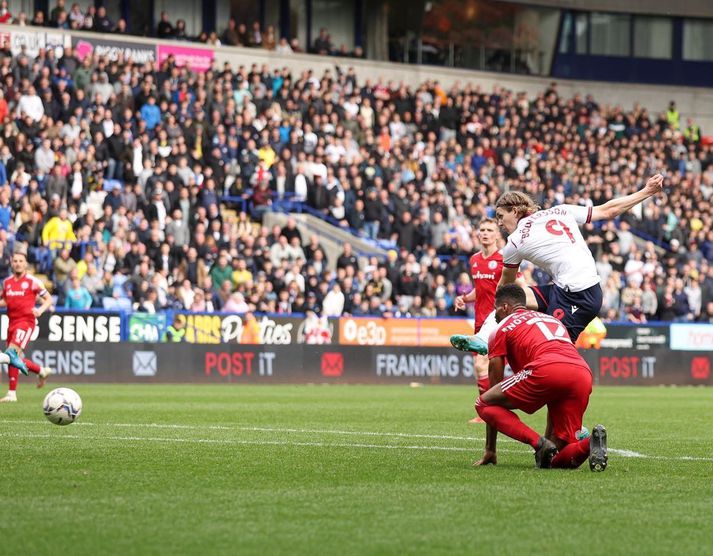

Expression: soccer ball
xmin=43 ymin=388 xmax=83 ymax=426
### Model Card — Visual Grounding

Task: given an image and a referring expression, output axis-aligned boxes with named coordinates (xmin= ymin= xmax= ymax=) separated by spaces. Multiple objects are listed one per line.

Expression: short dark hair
xmin=495 ymin=284 xmax=526 ymax=306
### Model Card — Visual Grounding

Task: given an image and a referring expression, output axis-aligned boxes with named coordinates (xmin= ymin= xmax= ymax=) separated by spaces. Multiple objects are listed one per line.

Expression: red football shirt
xmin=469 ymin=250 xmax=504 ymax=332
xmin=2 ymin=274 xmax=47 ymax=325
xmin=488 ymin=309 xmax=589 ymax=373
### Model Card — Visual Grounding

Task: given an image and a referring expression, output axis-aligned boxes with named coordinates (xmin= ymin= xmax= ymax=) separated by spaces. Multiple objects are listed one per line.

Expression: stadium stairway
xmin=262 ymin=212 xmax=389 ymax=272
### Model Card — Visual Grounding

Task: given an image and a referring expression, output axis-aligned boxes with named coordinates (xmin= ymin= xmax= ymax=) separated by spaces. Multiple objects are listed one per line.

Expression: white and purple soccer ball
xmin=43 ymin=388 xmax=82 ymax=426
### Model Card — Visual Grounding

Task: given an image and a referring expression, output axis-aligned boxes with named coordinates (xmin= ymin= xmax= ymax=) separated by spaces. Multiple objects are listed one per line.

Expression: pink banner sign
xmin=157 ymin=44 xmax=214 ymax=72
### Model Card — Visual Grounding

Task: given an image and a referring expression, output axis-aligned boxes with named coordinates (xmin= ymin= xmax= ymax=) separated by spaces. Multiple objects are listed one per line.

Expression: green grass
xmin=1 ymin=385 xmax=712 ymax=555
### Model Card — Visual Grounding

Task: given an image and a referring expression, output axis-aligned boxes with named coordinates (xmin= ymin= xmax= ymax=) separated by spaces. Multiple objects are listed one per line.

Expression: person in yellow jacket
xmin=666 ymin=101 xmax=679 ymax=130
xmin=575 ymin=317 xmax=608 ymax=349
xmin=41 ymin=207 xmax=76 ymax=250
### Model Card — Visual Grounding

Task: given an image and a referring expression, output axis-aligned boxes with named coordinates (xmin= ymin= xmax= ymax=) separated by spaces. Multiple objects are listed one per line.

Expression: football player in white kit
xmin=451 ymin=173 xmax=664 ymax=353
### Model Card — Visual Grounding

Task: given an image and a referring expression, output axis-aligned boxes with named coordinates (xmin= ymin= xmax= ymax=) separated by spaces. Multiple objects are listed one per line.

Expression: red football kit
xmin=468 ymin=250 xmax=503 ymax=333
xmin=487 ymin=308 xmax=592 ymax=442
xmin=2 ymin=273 xmax=47 ymax=350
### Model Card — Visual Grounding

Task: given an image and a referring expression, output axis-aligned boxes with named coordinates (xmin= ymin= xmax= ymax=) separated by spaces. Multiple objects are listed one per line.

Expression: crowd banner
xmin=0 ymin=311 xmax=123 ymax=343
xmin=669 ymin=323 xmax=713 ymax=351
xmin=178 ymin=313 xmax=338 ymax=345
xmin=157 ymin=44 xmax=214 ymax=72
xmin=9 ymin=341 xmax=710 ymax=386
xmin=580 ymin=349 xmax=712 ymax=386
xmin=128 ymin=313 xmax=167 ymax=343
xmin=599 ymin=325 xmax=669 ymax=351
xmin=5 ymin=28 xmax=70 ymax=57
xmin=72 ymin=35 xmax=156 ymax=63
xmin=339 ymin=317 xmax=470 ymax=347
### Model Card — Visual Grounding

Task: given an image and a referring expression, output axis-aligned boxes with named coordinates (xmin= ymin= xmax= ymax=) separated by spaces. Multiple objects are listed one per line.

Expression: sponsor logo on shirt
xmin=5 ymin=290 xmax=27 ymax=296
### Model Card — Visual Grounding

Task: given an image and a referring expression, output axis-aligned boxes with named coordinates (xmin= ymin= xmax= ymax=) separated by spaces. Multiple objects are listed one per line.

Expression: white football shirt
xmin=502 ymin=204 xmax=600 ymax=292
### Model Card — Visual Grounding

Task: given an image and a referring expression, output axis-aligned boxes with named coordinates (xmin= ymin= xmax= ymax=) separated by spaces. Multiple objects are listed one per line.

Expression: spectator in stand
xmin=275 ymin=38 xmax=293 ymax=54
xmin=222 ymin=19 xmax=239 ymax=46
xmin=236 ymin=23 xmax=249 ymax=46
xmin=313 ymin=28 xmax=332 ymax=55
xmin=174 ymin=19 xmax=188 ymax=40
xmin=94 ymin=6 xmax=112 ymax=32
xmin=115 ymin=18 xmax=128 ymax=34
xmin=42 ymin=207 xmax=76 ymax=250
xmin=0 ymin=1 xmax=11 ymax=24
xmin=207 ymin=32 xmax=221 ymax=47
xmin=31 ymin=10 xmax=45 ymax=26
xmin=698 ymin=301 xmax=713 ymax=322
xmin=65 ymin=276 xmax=92 ymax=309
xmin=16 ymin=85 xmax=44 ymax=121
xmin=263 ymin=26 xmax=277 ymax=50
xmin=49 ymin=0 xmax=65 ymax=27
xmin=156 ymin=11 xmax=174 ymax=38
xmin=82 ymin=5 xmax=94 ymax=30
xmin=249 ymin=21 xmax=262 ymax=47
xmin=68 ymin=3 xmax=83 ymax=29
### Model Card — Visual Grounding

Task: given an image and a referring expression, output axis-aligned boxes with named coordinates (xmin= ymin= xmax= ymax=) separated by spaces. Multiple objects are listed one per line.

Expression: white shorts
xmin=475 ymin=310 xmax=498 ymax=344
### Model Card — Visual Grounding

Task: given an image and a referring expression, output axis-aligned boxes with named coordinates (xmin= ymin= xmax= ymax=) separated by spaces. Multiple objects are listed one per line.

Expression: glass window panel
xmin=590 ymin=12 xmax=630 ymax=56
xmin=312 ymin=0 xmax=355 ymax=54
xmin=559 ymin=12 xmax=572 ymax=54
xmin=683 ymin=19 xmax=713 ymax=61
xmin=634 ymin=17 xmax=672 ymax=59
xmin=575 ymin=13 xmax=587 ymax=54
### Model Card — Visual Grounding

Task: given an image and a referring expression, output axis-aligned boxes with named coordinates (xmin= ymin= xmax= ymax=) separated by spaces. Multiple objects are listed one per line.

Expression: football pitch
xmin=1 ymin=384 xmax=712 ymax=555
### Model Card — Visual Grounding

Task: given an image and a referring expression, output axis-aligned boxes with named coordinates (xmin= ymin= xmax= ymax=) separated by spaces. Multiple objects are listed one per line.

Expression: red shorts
xmin=501 ymin=362 xmax=592 ymax=443
xmin=7 ymin=322 xmax=36 ymax=351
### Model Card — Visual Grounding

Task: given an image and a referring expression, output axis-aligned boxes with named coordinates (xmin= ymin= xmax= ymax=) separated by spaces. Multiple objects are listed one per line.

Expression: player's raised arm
xmin=590 ymin=174 xmax=664 ymax=222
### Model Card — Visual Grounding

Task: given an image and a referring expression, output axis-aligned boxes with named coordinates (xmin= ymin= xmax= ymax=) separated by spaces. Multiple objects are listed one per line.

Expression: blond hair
xmin=495 ymin=191 xmax=540 ymax=219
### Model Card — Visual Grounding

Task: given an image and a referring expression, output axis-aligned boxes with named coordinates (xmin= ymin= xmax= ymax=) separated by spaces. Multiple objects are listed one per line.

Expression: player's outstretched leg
xmin=589 ymin=424 xmax=608 ymax=472
xmin=4 ymin=348 xmax=28 ymax=375
xmin=37 ymin=366 xmax=54 ymax=389
xmin=450 ymin=334 xmax=488 ymax=355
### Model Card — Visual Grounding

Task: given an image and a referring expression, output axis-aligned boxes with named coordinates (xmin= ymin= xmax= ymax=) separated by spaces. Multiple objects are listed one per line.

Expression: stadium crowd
xmin=0 ymin=29 xmax=711 ymax=323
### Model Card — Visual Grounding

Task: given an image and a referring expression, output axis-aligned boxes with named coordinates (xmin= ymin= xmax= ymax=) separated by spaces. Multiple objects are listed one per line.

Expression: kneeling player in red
xmin=473 ymin=284 xmax=607 ymax=471
xmin=0 ymin=244 xmax=54 ymax=403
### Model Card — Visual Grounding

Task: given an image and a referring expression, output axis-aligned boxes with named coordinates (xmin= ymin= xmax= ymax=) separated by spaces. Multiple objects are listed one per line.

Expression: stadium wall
xmin=500 ymin=0 xmax=713 ymax=19
xmin=3 ymin=311 xmax=711 ymax=386
xmin=2 ymin=23 xmax=713 ymax=131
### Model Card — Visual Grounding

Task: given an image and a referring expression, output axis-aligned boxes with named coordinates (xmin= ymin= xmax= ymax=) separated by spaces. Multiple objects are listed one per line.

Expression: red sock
xmin=552 ymin=438 xmax=591 ymax=469
xmin=476 ymin=399 xmax=540 ymax=448
xmin=8 ymin=366 xmax=19 ymax=391
xmin=477 ymin=377 xmax=490 ymax=395
xmin=23 ymin=358 xmax=41 ymax=374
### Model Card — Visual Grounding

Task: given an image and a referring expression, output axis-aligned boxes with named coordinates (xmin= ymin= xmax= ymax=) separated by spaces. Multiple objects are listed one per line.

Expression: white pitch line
xmin=3 ymin=421 xmax=712 ymax=462
xmin=608 ymin=448 xmax=713 ymax=462
xmin=0 ymin=432 xmax=530 ymax=455
xmin=2 ymin=419 xmax=518 ymax=443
